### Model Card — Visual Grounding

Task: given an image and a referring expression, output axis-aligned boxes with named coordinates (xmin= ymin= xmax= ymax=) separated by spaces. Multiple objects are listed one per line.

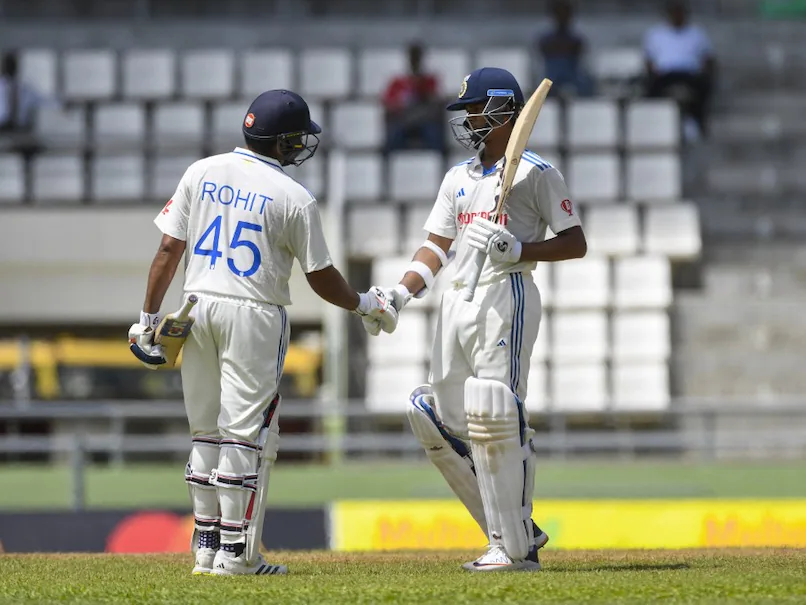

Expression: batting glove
xmin=128 ymin=311 xmax=166 ymax=370
xmin=465 ymin=217 xmax=522 ymax=264
xmin=360 ymin=285 xmax=411 ymax=336
xmin=353 ymin=286 xmax=399 ymax=334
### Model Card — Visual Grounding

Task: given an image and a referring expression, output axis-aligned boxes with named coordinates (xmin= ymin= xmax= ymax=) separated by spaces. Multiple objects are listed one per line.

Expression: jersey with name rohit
xmin=154 ymin=147 xmax=332 ymax=306
xmin=424 ymin=150 xmax=581 ymax=285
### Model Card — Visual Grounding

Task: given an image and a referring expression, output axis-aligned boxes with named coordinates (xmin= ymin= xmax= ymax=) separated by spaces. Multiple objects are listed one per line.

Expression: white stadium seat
xmin=525 ymin=361 xmax=548 ymax=413
xmin=35 ymin=106 xmax=86 ymax=149
xmin=152 ymin=102 xmax=205 ymax=150
xmin=63 ymin=50 xmax=117 ymax=101
xmin=0 ymin=154 xmax=25 ymax=203
xmin=122 ymin=49 xmax=176 ymax=100
xmin=611 ymin=362 xmax=670 ymax=411
xmin=93 ymin=103 xmax=146 ymax=149
xmin=344 ymin=153 xmax=383 ymax=202
xmin=424 ymin=48 xmax=471 ymax=97
xmin=568 ymin=153 xmax=621 ymax=202
xmin=584 ymin=204 xmax=640 ymax=257
xmin=149 ymin=154 xmax=202 ymax=201
xmin=552 ymin=256 xmax=610 ymax=309
xmin=626 ymin=100 xmax=680 ymax=149
xmin=552 ymin=363 xmax=608 ymax=412
xmin=331 ymin=102 xmax=384 ymax=150
xmin=180 ymin=49 xmax=235 ymax=99
xmin=535 ymin=262 xmax=552 ymax=308
xmin=390 ymin=151 xmax=443 ymax=202
xmin=643 ymin=202 xmax=702 ymax=260
xmin=32 ymin=155 xmax=84 ymax=202
xmin=284 ymin=158 xmax=324 ymax=199
xmin=366 ymin=363 xmax=428 ymax=413
xmin=358 ymin=48 xmax=407 ymax=97
xmin=627 ymin=153 xmax=681 ymax=202
xmin=614 ymin=256 xmax=672 ymax=309
xmin=592 ymin=47 xmax=645 ymax=81
xmin=567 ymin=99 xmax=620 ymax=149
xmin=299 ymin=48 xmax=352 ymax=100
xmin=348 ymin=205 xmax=399 ymax=257
xmin=404 ymin=205 xmax=433 ymax=252
xmin=611 ymin=311 xmax=670 ymax=362
xmin=475 ymin=48 xmax=531 ymax=91
xmin=90 ymin=155 xmax=145 ymax=202
xmin=367 ymin=309 xmax=429 ymax=363
xmin=528 ymin=98 xmax=561 ymax=150
xmin=551 ymin=311 xmax=609 ymax=363
xmin=240 ymin=49 xmax=294 ymax=98
xmin=211 ymin=101 xmax=250 ymax=151
xmin=20 ymin=49 xmax=57 ymax=97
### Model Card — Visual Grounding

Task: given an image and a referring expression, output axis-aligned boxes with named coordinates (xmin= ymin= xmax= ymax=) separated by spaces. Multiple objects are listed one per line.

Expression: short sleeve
xmin=533 ymin=167 xmax=582 ymax=234
xmin=423 ymin=173 xmax=457 ymax=240
xmin=288 ymin=200 xmax=333 ymax=274
xmin=695 ymin=26 xmax=713 ymax=57
xmin=154 ymin=165 xmax=193 ymax=241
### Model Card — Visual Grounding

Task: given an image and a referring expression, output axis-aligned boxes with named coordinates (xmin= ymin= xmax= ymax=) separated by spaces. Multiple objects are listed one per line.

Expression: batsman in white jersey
xmin=365 ymin=67 xmax=587 ymax=571
xmin=128 ymin=90 xmax=397 ymax=576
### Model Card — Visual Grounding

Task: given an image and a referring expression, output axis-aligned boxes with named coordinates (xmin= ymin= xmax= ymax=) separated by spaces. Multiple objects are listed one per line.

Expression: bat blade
xmin=154 ymin=294 xmax=199 ymax=368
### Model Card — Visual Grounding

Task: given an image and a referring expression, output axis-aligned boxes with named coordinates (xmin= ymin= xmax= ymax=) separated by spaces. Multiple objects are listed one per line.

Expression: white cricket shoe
xmin=210 ymin=549 xmax=288 ymax=576
xmin=192 ymin=547 xmax=217 ymax=575
xmin=463 ymin=530 xmax=548 ymax=571
xmin=463 ymin=544 xmax=541 ymax=573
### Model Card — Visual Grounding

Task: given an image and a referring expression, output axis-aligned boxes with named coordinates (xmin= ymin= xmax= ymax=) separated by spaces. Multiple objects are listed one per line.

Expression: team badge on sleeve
xmin=560 ymin=199 xmax=574 ymax=216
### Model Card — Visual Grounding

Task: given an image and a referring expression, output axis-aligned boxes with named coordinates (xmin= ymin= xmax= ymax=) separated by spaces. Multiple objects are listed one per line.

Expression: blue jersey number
xmin=193 ymin=217 xmax=262 ymax=277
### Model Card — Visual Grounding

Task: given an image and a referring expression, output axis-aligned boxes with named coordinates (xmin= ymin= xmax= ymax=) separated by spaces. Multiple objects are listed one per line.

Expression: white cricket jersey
xmin=154 ymin=147 xmax=332 ymax=306
xmin=424 ymin=149 xmax=581 ymax=285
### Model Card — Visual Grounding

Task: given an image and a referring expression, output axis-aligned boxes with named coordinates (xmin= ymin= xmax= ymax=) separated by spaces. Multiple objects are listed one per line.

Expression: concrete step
xmin=703 ymin=266 xmax=806 ymax=297
xmin=697 ymin=200 xmax=806 ymax=240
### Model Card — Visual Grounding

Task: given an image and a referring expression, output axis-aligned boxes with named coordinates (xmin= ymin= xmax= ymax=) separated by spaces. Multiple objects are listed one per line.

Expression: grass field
xmin=1 ymin=460 xmax=805 ymax=509
xmin=2 ymin=549 xmax=805 ymax=604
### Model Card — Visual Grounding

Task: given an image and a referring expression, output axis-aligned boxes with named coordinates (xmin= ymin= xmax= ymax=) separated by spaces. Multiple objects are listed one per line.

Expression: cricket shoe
xmin=462 ymin=527 xmax=548 ymax=571
xmin=192 ymin=547 xmax=217 ymax=575
xmin=211 ymin=549 xmax=288 ymax=576
xmin=463 ymin=545 xmax=541 ymax=572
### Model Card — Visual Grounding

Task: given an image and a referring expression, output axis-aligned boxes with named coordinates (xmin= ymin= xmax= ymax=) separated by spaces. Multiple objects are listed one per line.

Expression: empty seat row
xmin=365 ymin=361 xmax=670 ymax=414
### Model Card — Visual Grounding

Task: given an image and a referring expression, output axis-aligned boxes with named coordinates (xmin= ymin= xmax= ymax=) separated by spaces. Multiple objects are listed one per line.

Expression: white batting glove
xmin=466 ymin=217 xmax=522 ymax=264
xmin=353 ymin=286 xmax=399 ymax=334
xmin=360 ymin=285 xmax=411 ymax=336
xmin=128 ymin=311 xmax=166 ymax=370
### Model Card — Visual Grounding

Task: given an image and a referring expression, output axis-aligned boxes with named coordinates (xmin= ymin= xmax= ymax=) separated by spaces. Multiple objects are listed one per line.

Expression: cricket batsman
xmin=128 ymin=89 xmax=397 ymax=575
xmin=364 ymin=67 xmax=587 ymax=571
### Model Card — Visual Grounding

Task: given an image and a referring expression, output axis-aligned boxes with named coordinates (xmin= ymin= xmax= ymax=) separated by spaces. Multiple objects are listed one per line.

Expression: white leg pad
xmin=407 ymin=386 xmax=488 ymax=536
xmin=185 ymin=436 xmax=221 ymax=552
xmin=465 ymin=377 xmax=533 ymax=561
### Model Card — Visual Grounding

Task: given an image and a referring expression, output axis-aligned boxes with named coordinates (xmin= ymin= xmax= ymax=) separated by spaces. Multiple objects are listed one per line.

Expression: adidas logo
xmin=497 ymin=339 xmax=506 ymax=347
xmin=456 ymin=188 xmax=466 ymax=198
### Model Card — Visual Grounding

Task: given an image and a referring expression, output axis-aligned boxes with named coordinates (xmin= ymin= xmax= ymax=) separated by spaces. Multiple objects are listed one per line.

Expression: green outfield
xmin=1 ymin=460 xmax=805 ymax=509
xmin=2 ymin=550 xmax=805 ymax=604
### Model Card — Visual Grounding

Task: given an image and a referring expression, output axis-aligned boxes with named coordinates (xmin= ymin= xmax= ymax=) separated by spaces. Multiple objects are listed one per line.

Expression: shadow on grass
xmin=547 ymin=563 xmax=692 ymax=573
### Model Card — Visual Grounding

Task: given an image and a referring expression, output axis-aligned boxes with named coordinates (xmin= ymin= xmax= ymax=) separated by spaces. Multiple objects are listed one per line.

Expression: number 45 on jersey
xmin=194 ymin=216 xmax=262 ymax=278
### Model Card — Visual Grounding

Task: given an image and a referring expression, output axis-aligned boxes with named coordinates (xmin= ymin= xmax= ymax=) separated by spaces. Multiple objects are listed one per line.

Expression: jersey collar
xmin=232 ymin=147 xmax=285 ymax=172
xmin=468 ymin=148 xmax=504 ymax=177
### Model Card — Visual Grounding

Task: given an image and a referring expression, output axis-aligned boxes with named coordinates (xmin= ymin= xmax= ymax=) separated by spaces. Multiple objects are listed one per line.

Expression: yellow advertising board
xmin=330 ymin=500 xmax=806 ymax=551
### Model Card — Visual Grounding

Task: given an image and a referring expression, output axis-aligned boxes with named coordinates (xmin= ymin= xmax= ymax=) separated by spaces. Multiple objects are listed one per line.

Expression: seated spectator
xmin=382 ymin=43 xmax=445 ymax=153
xmin=537 ymin=0 xmax=594 ymax=98
xmin=644 ymin=1 xmax=716 ymax=141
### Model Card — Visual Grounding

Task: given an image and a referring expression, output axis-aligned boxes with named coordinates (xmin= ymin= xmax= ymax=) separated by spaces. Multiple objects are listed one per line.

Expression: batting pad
xmin=184 ymin=436 xmax=221 ymax=553
xmin=465 ymin=377 xmax=532 ymax=561
xmin=407 ymin=386 xmax=488 ymax=536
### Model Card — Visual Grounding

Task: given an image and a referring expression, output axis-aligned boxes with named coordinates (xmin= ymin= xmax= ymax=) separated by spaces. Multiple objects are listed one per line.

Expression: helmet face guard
xmin=448 ymin=92 xmax=518 ymax=150
xmin=276 ymin=131 xmax=320 ymax=167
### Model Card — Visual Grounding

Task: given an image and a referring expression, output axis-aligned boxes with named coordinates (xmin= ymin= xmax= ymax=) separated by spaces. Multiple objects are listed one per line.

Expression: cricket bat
xmin=153 ymin=294 xmax=199 ymax=368
xmin=460 ymin=78 xmax=553 ymax=302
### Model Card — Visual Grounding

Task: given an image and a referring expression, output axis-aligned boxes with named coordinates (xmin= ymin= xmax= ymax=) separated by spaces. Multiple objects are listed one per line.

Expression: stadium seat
xmin=404 ymin=205 xmax=433 ymax=252
xmin=366 ymin=363 xmax=428 ymax=413
xmin=31 ymin=155 xmax=84 ymax=202
xmin=19 ymin=48 xmax=57 ymax=97
xmin=90 ymin=155 xmax=145 ymax=202
xmin=552 ymin=256 xmax=610 ymax=309
xmin=63 ymin=50 xmax=117 ymax=101
xmin=367 ymin=309 xmax=429 ymax=363
xmin=331 ymin=101 xmax=384 ymax=150
xmin=122 ymin=49 xmax=176 ymax=100
xmin=0 ymin=154 xmax=25 ymax=203
xmin=528 ymin=98 xmax=561 ymax=150
xmin=535 ymin=262 xmax=552 ymax=308
xmin=348 ymin=205 xmax=399 ymax=257
xmin=180 ymin=49 xmax=235 ymax=99
xmin=34 ymin=106 xmax=86 ymax=149
xmin=424 ymin=48 xmax=470 ymax=97
xmin=568 ymin=153 xmax=621 ymax=202
xmin=611 ymin=362 xmax=670 ymax=411
xmin=567 ymin=99 xmax=620 ymax=149
xmin=284 ymin=157 xmax=324 ymax=199
xmin=584 ymin=204 xmax=640 ymax=257
xmin=344 ymin=153 xmax=383 ymax=202
xmin=149 ymin=154 xmax=202 ymax=201
xmin=239 ymin=49 xmax=294 ymax=98
xmin=531 ymin=313 xmax=550 ymax=362
xmin=643 ymin=202 xmax=702 ymax=260
xmin=358 ymin=48 xmax=407 ymax=97
xmin=611 ymin=311 xmax=670 ymax=362
xmin=93 ymin=103 xmax=146 ymax=149
xmin=626 ymin=100 xmax=680 ymax=149
xmin=626 ymin=153 xmax=681 ymax=202
xmin=591 ymin=47 xmax=644 ymax=82
xmin=613 ymin=256 xmax=672 ymax=309
xmin=151 ymin=102 xmax=205 ymax=151
xmin=551 ymin=363 xmax=608 ymax=412
xmin=475 ymin=48 xmax=531 ymax=90
xmin=551 ymin=311 xmax=609 ymax=363
xmin=525 ymin=361 xmax=548 ymax=413
xmin=390 ymin=151 xmax=443 ymax=202
xmin=299 ymin=48 xmax=352 ymax=100
xmin=211 ymin=101 xmax=250 ymax=151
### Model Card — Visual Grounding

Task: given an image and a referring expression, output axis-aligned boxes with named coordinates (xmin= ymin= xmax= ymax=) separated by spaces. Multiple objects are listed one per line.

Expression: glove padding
xmin=354 ymin=286 xmax=399 ymax=335
xmin=360 ymin=285 xmax=411 ymax=336
xmin=128 ymin=311 xmax=165 ymax=370
xmin=465 ymin=217 xmax=522 ymax=264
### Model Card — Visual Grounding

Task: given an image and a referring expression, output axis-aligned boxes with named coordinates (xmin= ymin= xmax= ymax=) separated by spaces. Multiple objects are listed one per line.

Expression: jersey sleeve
xmin=533 ymin=167 xmax=582 ymax=234
xmin=423 ymin=172 xmax=457 ymax=240
xmin=153 ymin=164 xmax=194 ymax=241
xmin=287 ymin=200 xmax=333 ymax=274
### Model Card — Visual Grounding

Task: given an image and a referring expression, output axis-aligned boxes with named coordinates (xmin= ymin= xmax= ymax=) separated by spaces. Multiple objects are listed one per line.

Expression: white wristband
xmin=140 ymin=311 xmax=161 ymax=329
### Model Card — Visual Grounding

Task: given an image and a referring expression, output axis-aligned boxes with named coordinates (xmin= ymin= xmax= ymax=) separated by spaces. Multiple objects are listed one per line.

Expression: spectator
xmin=382 ymin=43 xmax=445 ymax=153
xmin=644 ymin=1 xmax=716 ymax=141
xmin=536 ymin=0 xmax=594 ymax=98
xmin=0 ymin=51 xmax=49 ymax=134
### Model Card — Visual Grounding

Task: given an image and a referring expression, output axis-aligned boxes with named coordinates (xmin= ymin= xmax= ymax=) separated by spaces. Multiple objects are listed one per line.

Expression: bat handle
xmin=461 ymin=250 xmax=486 ymax=302
xmin=177 ymin=294 xmax=199 ymax=319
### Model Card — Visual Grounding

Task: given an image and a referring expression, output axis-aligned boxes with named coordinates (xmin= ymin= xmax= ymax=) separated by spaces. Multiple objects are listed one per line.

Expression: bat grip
xmin=461 ymin=250 xmax=486 ymax=302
